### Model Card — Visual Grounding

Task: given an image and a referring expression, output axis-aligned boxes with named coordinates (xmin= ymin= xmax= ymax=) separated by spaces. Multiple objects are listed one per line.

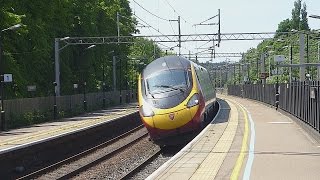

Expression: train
xmin=138 ymin=56 xmax=216 ymax=145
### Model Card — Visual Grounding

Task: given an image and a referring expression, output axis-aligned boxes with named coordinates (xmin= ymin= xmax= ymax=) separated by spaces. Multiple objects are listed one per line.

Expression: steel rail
xmin=17 ymin=125 xmax=147 ymax=180
xmin=119 ymin=148 xmax=162 ymax=180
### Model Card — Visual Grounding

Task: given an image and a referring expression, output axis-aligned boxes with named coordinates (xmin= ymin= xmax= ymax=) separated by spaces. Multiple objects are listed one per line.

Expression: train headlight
xmin=187 ymin=93 xmax=199 ymax=108
xmin=140 ymin=105 xmax=155 ymax=117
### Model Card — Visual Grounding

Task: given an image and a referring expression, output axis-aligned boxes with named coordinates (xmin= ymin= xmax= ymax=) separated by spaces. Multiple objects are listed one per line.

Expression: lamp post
xmin=238 ymin=63 xmax=241 ymax=84
xmin=125 ymin=57 xmax=129 ymax=103
xmin=102 ymin=55 xmax=106 ymax=108
xmin=233 ymin=64 xmax=236 ymax=85
xmin=55 ymin=36 xmax=70 ymax=97
xmin=119 ymin=58 xmax=122 ymax=104
xmin=53 ymin=82 xmax=58 ymax=119
xmin=274 ymin=55 xmax=285 ymax=110
xmin=83 ymin=81 xmax=87 ymax=111
xmin=0 ymin=24 xmax=21 ymax=131
xmin=256 ymin=58 xmax=259 ymax=83
xmin=275 ymin=62 xmax=279 ymax=110
xmin=83 ymin=45 xmax=96 ymax=111
xmin=102 ymin=50 xmax=115 ymax=108
xmin=318 ymin=41 xmax=320 ymax=81
xmin=282 ymin=45 xmax=293 ymax=83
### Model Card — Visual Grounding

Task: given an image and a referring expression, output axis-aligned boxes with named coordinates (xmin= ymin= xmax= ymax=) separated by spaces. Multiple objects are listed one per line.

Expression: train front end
xmin=138 ymin=56 xmax=205 ymax=145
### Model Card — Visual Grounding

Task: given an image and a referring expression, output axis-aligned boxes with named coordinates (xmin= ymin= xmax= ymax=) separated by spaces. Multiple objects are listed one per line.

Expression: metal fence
xmin=1 ymin=90 xmax=137 ymax=129
xmin=228 ymin=81 xmax=320 ymax=133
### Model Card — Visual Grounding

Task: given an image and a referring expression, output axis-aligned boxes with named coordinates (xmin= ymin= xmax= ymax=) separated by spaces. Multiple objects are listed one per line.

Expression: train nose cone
xmin=169 ymin=113 xmax=175 ymax=120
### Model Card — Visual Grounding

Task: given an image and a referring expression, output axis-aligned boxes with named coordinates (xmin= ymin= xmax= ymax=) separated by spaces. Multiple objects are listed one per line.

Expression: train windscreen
xmin=146 ymin=69 xmax=189 ymax=95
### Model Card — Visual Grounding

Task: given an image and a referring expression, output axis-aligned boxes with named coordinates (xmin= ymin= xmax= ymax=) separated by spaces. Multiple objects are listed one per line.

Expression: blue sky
xmin=128 ymin=0 xmax=320 ymax=62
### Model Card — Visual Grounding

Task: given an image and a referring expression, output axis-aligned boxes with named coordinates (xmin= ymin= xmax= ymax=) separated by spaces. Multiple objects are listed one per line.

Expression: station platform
xmin=0 ymin=103 xmax=138 ymax=154
xmin=147 ymin=95 xmax=320 ymax=180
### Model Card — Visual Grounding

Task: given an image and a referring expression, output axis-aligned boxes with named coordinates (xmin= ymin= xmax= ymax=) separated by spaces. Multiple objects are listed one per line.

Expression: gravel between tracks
xmin=127 ymin=153 xmax=174 ymax=180
xmin=72 ymin=132 xmax=160 ymax=179
xmin=34 ymin=127 xmax=148 ymax=179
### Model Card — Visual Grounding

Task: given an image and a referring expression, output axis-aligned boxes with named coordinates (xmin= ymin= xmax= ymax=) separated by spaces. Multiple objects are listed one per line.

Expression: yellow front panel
xmin=152 ymin=105 xmax=198 ymax=130
xmin=139 ymin=65 xmax=201 ymax=130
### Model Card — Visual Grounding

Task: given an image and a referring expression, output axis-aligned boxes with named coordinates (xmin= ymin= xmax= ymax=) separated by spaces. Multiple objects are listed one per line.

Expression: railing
xmin=228 ymin=81 xmax=320 ymax=133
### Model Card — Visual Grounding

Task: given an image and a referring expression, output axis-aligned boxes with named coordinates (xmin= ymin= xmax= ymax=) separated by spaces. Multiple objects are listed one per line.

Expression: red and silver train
xmin=138 ymin=56 xmax=216 ymax=145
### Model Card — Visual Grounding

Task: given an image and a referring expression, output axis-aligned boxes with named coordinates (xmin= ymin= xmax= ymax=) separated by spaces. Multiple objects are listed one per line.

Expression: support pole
xmin=83 ymin=82 xmax=87 ymax=111
xmin=117 ymin=12 xmax=120 ymax=43
xmin=275 ymin=62 xmax=279 ymax=110
xmin=54 ymin=38 xmax=61 ymax=96
xmin=233 ymin=64 xmax=236 ymax=85
xmin=306 ymin=34 xmax=309 ymax=75
xmin=256 ymin=58 xmax=259 ymax=82
xmin=219 ymin=68 xmax=222 ymax=87
xmin=126 ymin=59 xmax=128 ymax=103
xmin=218 ymin=9 xmax=221 ymax=47
xmin=53 ymin=82 xmax=57 ymax=119
xmin=119 ymin=58 xmax=122 ymax=104
xmin=113 ymin=55 xmax=117 ymax=91
xmin=247 ymin=63 xmax=250 ymax=83
xmin=0 ymin=34 xmax=5 ymax=131
xmin=102 ymin=56 xmax=106 ymax=108
xmin=178 ymin=16 xmax=181 ymax=56
xmin=238 ymin=63 xmax=241 ymax=84
xmin=289 ymin=45 xmax=293 ymax=83
xmin=318 ymin=42 xmax=320 ymax=81
xmin=261 ymin=53 xmax=266 ymax=84
xmin=299 ymin=33 xmax=305 ymax=81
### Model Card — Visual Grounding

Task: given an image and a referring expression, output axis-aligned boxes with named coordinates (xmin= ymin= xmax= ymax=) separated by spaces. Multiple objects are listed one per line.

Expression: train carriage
xmin=138 ymin=56 xmax=216 ymax=145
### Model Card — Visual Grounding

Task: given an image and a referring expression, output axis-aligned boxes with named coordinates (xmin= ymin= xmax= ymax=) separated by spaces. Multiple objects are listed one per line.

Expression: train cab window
xmin=145 ymin=69 xmax=190 ymax=94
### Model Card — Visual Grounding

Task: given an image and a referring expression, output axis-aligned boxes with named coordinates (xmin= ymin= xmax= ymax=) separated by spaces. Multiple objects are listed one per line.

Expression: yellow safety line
xmin=0 ymin=109 xmax=137 ymax=147
xmin=230 ymin=100 xmax=249 ymax=180
xmin=189 ymin=99 xmax=238 ymax=180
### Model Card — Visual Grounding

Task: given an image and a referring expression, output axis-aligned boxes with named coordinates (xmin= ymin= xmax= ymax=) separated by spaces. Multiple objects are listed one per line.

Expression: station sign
xmin=274 ymin=55 xmax=285 ymax=63
xmin=3 ymin=74 xmax=13 ymax=82
xmin=259 ymin=72 xmax=269 ymax=79
xmin=310 ymin=87 xmax=316 ymax=99
xmin=271 ymin=68 xmax=283 ymax=75
xmin=27 ymin=85 xmax=37 ymax=92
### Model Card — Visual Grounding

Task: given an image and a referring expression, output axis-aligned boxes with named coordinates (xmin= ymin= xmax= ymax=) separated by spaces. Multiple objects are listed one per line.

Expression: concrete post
xmin=299 ymin=33 xmax=305 ymax=81
xmin=54 ymin=38 xmax=61 ymax=96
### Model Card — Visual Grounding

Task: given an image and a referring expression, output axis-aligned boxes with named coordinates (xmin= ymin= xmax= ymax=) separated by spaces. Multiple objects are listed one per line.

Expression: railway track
xmin=119 ymin=147 xmax=162 ymax=180
xmin=18 ymin=125 xmax=148 ymax=180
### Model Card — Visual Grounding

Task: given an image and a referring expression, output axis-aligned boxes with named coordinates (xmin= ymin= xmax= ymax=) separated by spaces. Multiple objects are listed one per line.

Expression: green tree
xmin=276 ymin=19 xmax=291 ymax=34
xmin=291 ymin=0 xmax=302 ymax=30
xmin=0 ymin=0 xmax=139 ymax=98
xmin=300 ymin=2 xmax=310 ymax=31
xmin=276 ymin=0 xmax=310 ymax=34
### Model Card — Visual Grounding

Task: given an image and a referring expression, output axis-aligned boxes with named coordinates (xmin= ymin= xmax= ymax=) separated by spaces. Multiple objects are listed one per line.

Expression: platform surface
xmin=0 ymin=103 xmax=138 ymax=154
xmin=147 ymin=95 xmax=320 ymax=180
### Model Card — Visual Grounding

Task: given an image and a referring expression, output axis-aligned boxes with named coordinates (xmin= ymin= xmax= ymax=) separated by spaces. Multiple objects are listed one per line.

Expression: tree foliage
xmin=244 ymin=0 xmax=317 ymax=84
xmin=0 ymin=0 xmax=161 ymax=98
xmin=291 ymin=0 xmax=302 ymax=30
xmin=276 ymin=0 xmax=309 ymax=34
xmin=300 ymin=3 xmax=309 ymax=31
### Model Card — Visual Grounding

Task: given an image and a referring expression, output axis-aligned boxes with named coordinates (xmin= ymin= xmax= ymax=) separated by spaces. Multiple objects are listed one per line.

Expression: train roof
xmin=142 ymin=56 xmax=208 ymax=76
xmin=142 ymin=56 xmax=190 ymax=76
